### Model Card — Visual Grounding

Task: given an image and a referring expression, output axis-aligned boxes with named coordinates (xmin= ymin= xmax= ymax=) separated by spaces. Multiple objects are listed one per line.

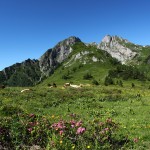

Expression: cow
xmin=64 ymin=83 xmax=70 ymax=87
xmin=21 ymin=89 xmax=31 ymax=93
xmin=64 ymin=83 xmax=83 ymax=88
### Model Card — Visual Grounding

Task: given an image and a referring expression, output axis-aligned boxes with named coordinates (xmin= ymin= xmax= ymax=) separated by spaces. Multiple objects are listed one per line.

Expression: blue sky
xmin=0 ymin=0 xmax=150 ymax=70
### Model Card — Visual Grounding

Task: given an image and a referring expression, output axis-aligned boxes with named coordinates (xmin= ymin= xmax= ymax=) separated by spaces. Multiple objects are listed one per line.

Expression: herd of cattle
xmin=20 ymin=83 xmax=85 ymax=93
xmin=0 ymin=82 xmax=90 ymax=93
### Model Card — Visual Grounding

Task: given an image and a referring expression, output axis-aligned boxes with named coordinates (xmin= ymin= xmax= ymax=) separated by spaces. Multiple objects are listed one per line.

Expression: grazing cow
xmin=53 ymin=83 xmax=57 ymax=87
xmin=21 ymin=89 xmax=31 ymax=93
xmin=70 ymin=84 xmax=82 ymax=88
xmin=0 ymin=85 xmax=5 ymax=89
xmin=48 ymin=83 xmax=57 ymax=88
xmin=64 ymin=83 xmax=83 ymax=88
xmin=64 ymin=83 xmax=70 ymax=87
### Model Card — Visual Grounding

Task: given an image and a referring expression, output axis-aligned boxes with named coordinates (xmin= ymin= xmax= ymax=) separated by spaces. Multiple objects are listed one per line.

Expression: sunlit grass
xmin=0 ymin=84 xmax=150 ymax=149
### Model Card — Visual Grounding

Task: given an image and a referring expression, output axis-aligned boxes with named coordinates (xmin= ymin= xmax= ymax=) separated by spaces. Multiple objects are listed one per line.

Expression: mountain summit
xmin=98 ymin=35 xmax=137 ymax=64
xmin=39 ymin=36 xmax=81 ymax=77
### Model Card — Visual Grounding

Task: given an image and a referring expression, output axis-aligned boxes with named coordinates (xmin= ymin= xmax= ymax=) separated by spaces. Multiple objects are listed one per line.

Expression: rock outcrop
xmin=98 ymin=35 xmax=137 ymax=64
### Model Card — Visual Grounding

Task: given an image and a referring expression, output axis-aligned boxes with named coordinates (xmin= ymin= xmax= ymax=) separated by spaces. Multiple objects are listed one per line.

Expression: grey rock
xmin=98 ymin=35 xmax=137 ymax=64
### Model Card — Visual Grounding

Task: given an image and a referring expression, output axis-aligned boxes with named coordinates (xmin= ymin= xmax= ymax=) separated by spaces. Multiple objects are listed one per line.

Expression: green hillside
xmin=40 ymin=42 xmax=120 ymax=86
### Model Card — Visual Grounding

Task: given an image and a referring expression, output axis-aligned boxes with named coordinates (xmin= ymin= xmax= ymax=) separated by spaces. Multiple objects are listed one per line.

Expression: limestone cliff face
xmin=39 ymin=36 xmax=81 ymax=77
xmin=98 ymin=35 xmax=137 ymax=64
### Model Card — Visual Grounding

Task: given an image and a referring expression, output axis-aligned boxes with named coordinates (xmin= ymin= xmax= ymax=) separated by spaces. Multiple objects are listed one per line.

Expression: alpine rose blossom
xmin=76 ymin=127 xmax=86 ymax=134
xmin=59 ymin=130 xmax=64 ymax=135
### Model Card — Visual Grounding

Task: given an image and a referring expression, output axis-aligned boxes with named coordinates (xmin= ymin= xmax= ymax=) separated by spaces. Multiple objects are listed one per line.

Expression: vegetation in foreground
xmin=0 ymin=83 xmax=150 ymax=149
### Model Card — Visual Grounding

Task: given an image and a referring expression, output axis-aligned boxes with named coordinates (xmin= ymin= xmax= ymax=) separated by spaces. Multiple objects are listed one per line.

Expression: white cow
xmin=21 ymin=89 xmax=31 ymax=93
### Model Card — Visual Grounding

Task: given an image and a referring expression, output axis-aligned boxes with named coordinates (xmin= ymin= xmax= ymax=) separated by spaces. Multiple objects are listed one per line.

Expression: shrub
xmin=2 ymin=105 xmax=24 ymax=116
xmin=92 ymin=79 xmax=99 ymax=85
xmin=62 ymin=74 xmax=72 ymax=80
xmin=104 ymin=76 xmax=114 ymax=86
xmin=83 ymin=73 xmax=93 ymax=80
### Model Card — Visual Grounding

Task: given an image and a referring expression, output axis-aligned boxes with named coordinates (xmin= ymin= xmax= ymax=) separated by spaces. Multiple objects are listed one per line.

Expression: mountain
xmin=39 ymin=36 xmax=81 ymax=77
xmin=0 ymin=36 xmax=81 ymax=86
xmin=98 ymin=35 xmax=138 ymax=64
xmin=0 ymin=35 xmax=150 ymax=86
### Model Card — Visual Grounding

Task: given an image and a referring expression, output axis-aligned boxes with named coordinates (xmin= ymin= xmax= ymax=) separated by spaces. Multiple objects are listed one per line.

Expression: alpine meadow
xmin=1 ymin=35 xmax=150 ymax=149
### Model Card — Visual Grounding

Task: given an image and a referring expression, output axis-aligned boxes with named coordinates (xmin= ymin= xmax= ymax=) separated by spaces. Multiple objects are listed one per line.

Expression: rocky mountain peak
xmin=101 ymin=35 xmax=129 ymax=44
xmin=39 ymin=36 xmax=81 ymax=77
xmin=101 ymin=35 xmax=112 ymax=43
xmin=98 ymin=35 xmax=137 ymax=64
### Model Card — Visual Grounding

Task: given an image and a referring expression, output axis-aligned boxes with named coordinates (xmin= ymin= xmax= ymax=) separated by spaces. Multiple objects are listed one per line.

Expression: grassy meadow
xmin=0 ymin=82 xmax=150 ymax=149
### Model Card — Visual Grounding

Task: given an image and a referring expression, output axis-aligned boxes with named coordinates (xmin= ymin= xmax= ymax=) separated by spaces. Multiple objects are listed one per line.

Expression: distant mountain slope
xmin=0 ymin=35 xmax=150 ymax=86
xmin=0 ymin=59 xmax=41 ymax=86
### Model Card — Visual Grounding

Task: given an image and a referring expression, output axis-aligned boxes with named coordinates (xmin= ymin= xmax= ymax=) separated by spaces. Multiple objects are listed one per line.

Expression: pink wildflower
xmin=70 ymin=120 xmax=76 ymax=128
xmin=133 ymin=138 xmax=139 ymax=143
xmin=76 ymin=127 xmax=86 ymax=134
xmin=106 ymin=118 xmax=112 ymax=123
xmin=104 ymin=128 xmax=109 ymax=131
xmin=70 ymin=113 xmax=76 ymax=117
xmin=28 ymin=122 xmax=35 ymax=127
xmin=71 ymin=124 xmax=75 ymax=128
xmin=59 ymin=130 xmax=64 ymax=135
xmin=51 ymin=121 xmax=66 ymax=130
xmin=28 ymin=128 xmax=32 ymax=132
xmin=100 ymin=130 xmax=105 ymax=134
xmin=99 ymin=122 xmax=104 ymax=126
xmin=76 ymin=120 xmax=82 ymax=127
xmin=29 ymin=113 xmax=35 ymax=118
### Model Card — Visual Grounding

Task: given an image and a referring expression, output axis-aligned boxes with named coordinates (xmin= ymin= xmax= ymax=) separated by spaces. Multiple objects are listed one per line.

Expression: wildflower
xmin=50 ymin=141 xmax=55 ymax=147
xmin=100 ymin=130 xmax=105 ymax=135
xmin=28 ymin=122 xmax=35 ymax=127
xmin=51 ymin=121 xmax=66 ymax=130
xmin=70 ymin=120 xmax=76 ymax=128
xmin=29 ymin=113 xmax=35 ymax=118
xmin=106 ymin=118 xmax=112 ymax=123
xmin=59 ymin=130 xmax=64 ymax=135
xmin=76 ymin=127 xmax=86 ymax=134
xmin=87 ymin=145 xmax=91 ymax=149
xmin=71 ymin=124 xmax=75 ymax=128
xmin=104 ymin=127 xmax=109 ymax=131
xmin=72 ymin=144 xmax=75 ymax=149
xmin=57 ymin=121 xmax=65 ymax=129
xmin=60 ymin=140 xmax=63 ymax=144
xmin=51 ymin=115 xmax=55 ymax=118
xmin=28 ymin=128 xmax=32 ymax=132
xmin=133 ymin=138 xmax=139 ymax=143
xmin=99 ymin=122 xmax=104 ymax=126
xmin=70 ymin=113 xmax=76 ymax=117
xmin=76 ymin=120 xmax=82 ymax=127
